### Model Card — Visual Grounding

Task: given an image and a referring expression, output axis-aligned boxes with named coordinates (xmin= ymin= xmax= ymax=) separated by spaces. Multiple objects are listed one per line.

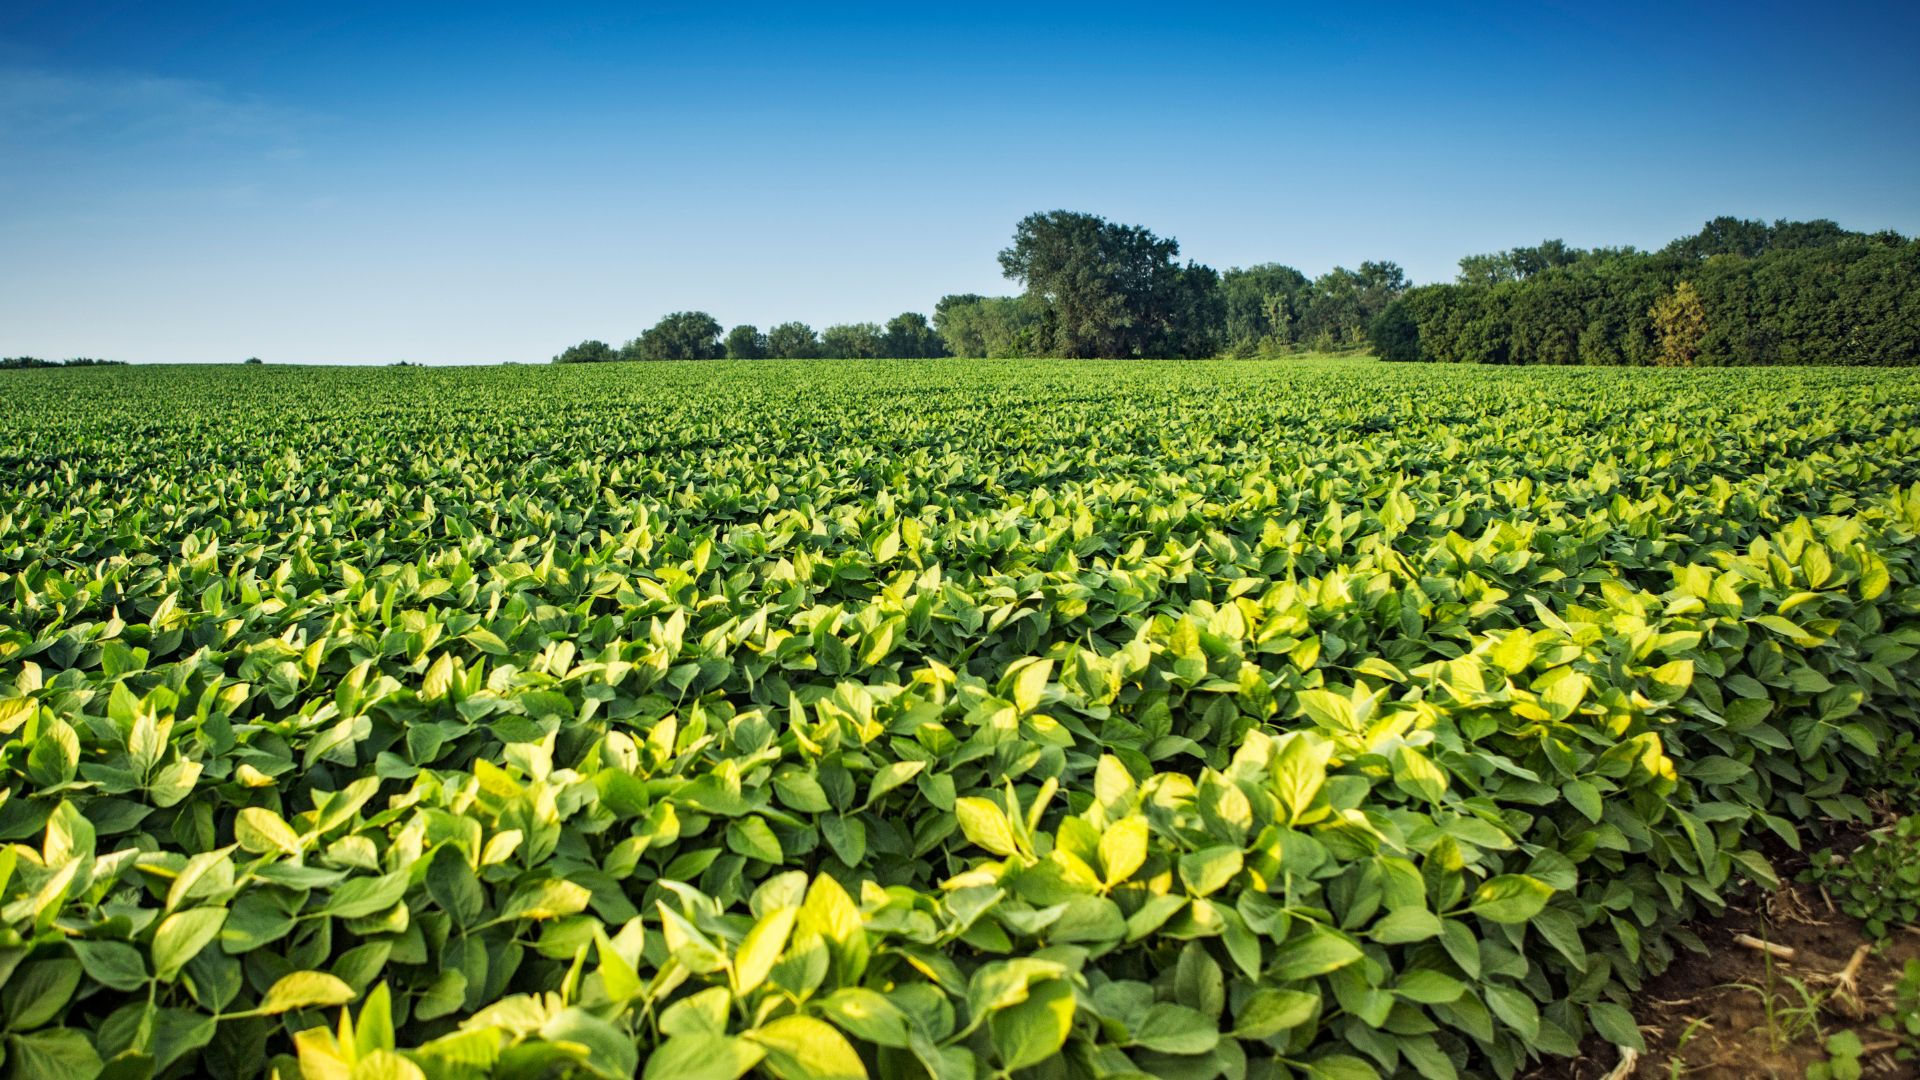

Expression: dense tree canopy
xmin=0 ymin=356 xmax=126 ymax=368
xmin=551 ymin=340 xmax=618 ymax=364
xmin=820 ymin=323 xmax=884 ymax=359
xmin=997 ymin=210 xmax=1220 ymax=358
xmin=625 ymin=312 xmax=723 ymax=361
xmin=1372 ymin=219 xmax=1920 ymax=365
xmin=1219 ymin=264 xmax=1309 ymax=356
xmin=541 ymin=213 xmax=1915 ymax=366
xmin=724 ymin=324 xmax=767 ymax=360
xmin=933 ymin=295 xmax=1043 ymax=359
xmin=766 ymin=322 xmax=820 ymax=359
xmin=882 ymin=312 xmax=947 ymax=359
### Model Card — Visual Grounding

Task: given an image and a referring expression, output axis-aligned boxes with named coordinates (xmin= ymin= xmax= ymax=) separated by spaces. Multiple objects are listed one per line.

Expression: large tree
xmin=820 ymin=323 xmax=883 ymax=359
xmin=997 ymin=210 xmax=1218 ymax=358
xmin=1367 ymin=300 xmax=1422 ymax=362
xmin=1650 ymin=281 xmax=1706 ymax=367
xmin=1220 ymin=264 xmax=1309 ymax=356
xmin=552 ymin=340 xmax=617 ymax=364
xmin=766 ymin=322 xmax=820 ymax=359
xmin=882 ymin=312 xmax=946 ymax=358
xmin=724 ymin=324 xmax=767 ymax=359
xmin=625 ymin=312 xmax=723 ymax=361
xmin=934 ymin=295 xmax=1044 ymax=358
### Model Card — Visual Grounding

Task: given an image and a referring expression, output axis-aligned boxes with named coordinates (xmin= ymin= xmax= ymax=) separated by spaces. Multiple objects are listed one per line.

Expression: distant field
xmin=2 ymin=358 xmax=1919 ymax=1079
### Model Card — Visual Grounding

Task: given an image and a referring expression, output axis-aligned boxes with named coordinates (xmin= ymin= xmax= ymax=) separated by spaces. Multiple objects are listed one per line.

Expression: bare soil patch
xmin=1534 ymin=826 xmax=1920 ymax=1080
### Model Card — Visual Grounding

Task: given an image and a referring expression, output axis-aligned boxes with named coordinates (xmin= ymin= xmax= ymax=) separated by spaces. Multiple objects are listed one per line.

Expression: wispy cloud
xmin=0 ymin=67 xmax=307 ymax=159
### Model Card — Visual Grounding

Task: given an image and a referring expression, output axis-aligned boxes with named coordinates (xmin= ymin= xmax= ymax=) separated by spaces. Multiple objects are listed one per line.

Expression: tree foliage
xmin=1650 ymin=282 xmax=1707 ymax=367
xmin=550 ymin=340 xmax=617 ymax=364
xmin=725 ymin=324 xmax=768 ymax=360
xmin=1369 ymin=300 xmax=1421 ymax=362
xmin=881 ymin=312 xmax=947 ymax=358
xmin=933 ymin=295 xmax=1044 ymax=358
xmin=1 ymin=356 xmax=127 ymax=369
xmin=1372 ymin=219 xmax=1920 ymax=365
xmin=766 ymin=322 xmax=820 ymax=359
xmin=820 ymin=322 xmax=884 ymax=359
xmin=626 ymin=312 xmax=724 ymax=361
xmin=998 ymin=210 xmax=1220 ymax=358
xmin=530 ymin=214 xmax=1914 ymax=367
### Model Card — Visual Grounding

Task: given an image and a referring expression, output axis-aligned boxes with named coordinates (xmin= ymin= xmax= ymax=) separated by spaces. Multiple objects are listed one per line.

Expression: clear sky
xmin=2 ymin=1 xmax=1916 ymax=364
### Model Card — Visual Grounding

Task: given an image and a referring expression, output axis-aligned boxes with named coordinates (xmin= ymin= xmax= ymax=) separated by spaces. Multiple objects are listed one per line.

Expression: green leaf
xmin=3 ymin=960 xmax=81 ymax=1030
xmin=1467 ymin=875 xmax=1554 ymax=924
xmin=234 ymin=807 xmax=302 ymax=857
xmin=6 ymin=1027 xmax=104 ymax=1080
xmin=1178 ymin=845 xmax=1243 ymax=897
xmin=1532 ymin=907 xmax=1589 ymax=971
xmin=1174 ymin=942 xmax=1224 ymax=1021
xmin=422 ymin=652 xmax=455 ymax=701
xmin=817 ymin=988 xmax=913 ymax=1048
xmin=1005 ymin=658 xmax=1053 ymax=714
xmin=967 ymin=958 xmax=1068 ymax=1027
xmin=71 ymin=940 xmax=148 ymax=992
xmin=988 ymin=978 xmax=1075 ymax=1070
xmin=220 ymin=889 xmax=301 ymax=954
xmin=773 ymin=773 xmax=831 ymax=813
xmin=1270 ymin=732 xmax=1335 ymax=823
xmin=1122 ymin=1001 xmax=1217 ymax=1055
xmin=1483 ymin=984 xmax=1541 ymax=1040
xmin=1233 ymin=988 xmax=1319 ymax=1038
xmin=426 ymin=846 xmax=485 ymax=926
xmin=26 ymin=717 xmax=79 ymax=788
xmin=1562 ymin=779 xmax=1603 ymax=823
xmin=726 ymin=817 xmax=784 ymax=864
xmin=497 ymin=879 xmax=592 ymax=923
xmin=641 ymin=1033 xmax=764 ymax=1080
xmin=734 ymin=906 xmax=797 ymax=996
xmin=251 ymin=971 xmax=357 ymax=1014
xmin=1394 ymin=969 xmax=1466 ymax=1004
xmin=1370 ymin=906 xmax=1442 ymax=944
xmin=542 ymin=1007 xmax=640 ymax=1080
xmin=820 ymin=815 xmax=866 ymax=867
xmin=417 ymin=970 xmax=469 ymax=1020
xmin=865 ymin=761 xmax=924 ymax=806
xmin=322 ymin=871 xmax=410 ymax=919
xmin=1490 ymin=630 xmax=1536 ymax=675
xmin=151 ymin=907 xmax=227 ymax=982
xmin=1293 ymin=689 xmax=1354 ymax=731
xmin=1587 ymin=1001 xmax=1645 ymax=1052
xmin=1098 ymin=816 xmax=1149 ymax=886
xmin=1752 ymin=614 xmax=1812 ymax=641
xmin=797 ymin=874 xmax=868 ymax=987
xmin=752 ymin=1016 xmax=868 ymax=1080
xmin=954 ymin=797 xmax=1019 ymax=857
xmin=1305 ymin=1054 xmax=1382 ymax=1080
xmin=1391 ymin=746 xmax=1448 ymax=803
xmin=1270 ymin=925 xmax=1364 ymax=982
xmin=148 ymin=1006 xmax=216 ymax=1072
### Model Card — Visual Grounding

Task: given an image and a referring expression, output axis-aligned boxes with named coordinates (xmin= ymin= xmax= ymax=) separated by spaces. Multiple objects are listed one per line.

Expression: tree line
xmin=554 ymin=210 xmax=1410 ymax=363
xmin=1368 ymin=218 xmax=1920 ymax=365
xmin=554 ymin=311 xmax=947 ymax=363
xmin=551 ymin=211 xmax=1918 ymax=364
xmin=1 ymin=356 xmax=127 ymax=369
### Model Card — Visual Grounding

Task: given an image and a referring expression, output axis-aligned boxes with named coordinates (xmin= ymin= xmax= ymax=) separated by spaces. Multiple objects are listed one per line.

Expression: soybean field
xmin=1 ymin=358 xmax=1918 ymax=1080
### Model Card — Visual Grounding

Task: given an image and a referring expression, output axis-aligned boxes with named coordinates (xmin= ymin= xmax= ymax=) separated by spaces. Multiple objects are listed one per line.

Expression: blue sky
xmin=2 ymin=1 xmax=1916 ymax=364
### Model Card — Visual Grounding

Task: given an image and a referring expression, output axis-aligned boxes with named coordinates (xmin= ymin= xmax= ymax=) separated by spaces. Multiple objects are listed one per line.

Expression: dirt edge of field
xmin=1528 ymin=819 xmax=1920 ymax=1080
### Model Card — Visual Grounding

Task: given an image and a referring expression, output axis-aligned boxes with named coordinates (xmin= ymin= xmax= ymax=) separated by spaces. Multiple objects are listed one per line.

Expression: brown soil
xmin=1530 ymin=829 xmax=1920 ymax=1080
